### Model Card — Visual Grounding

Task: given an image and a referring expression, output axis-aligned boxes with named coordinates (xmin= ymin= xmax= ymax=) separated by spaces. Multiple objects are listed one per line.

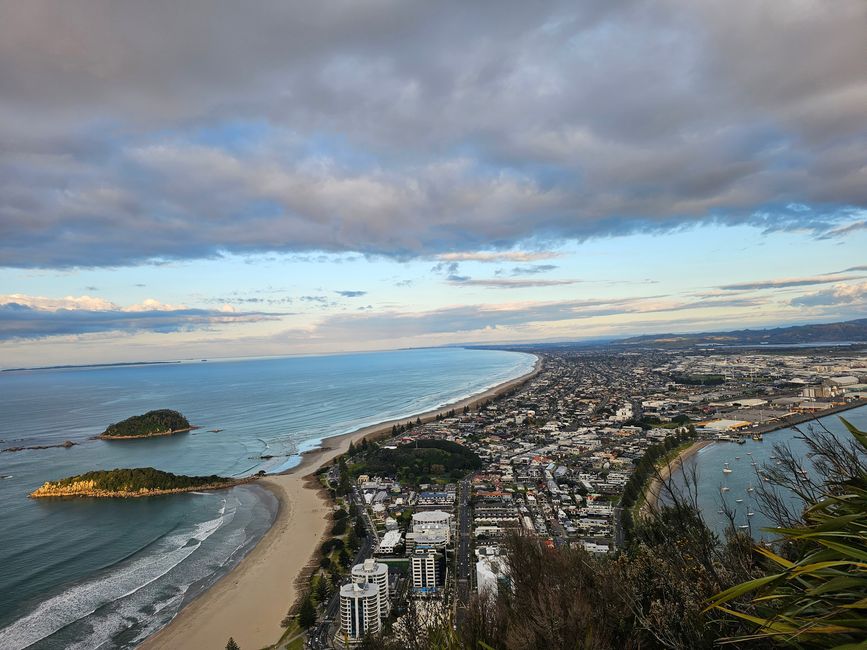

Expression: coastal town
xmin=301 ymin=345 xmax=867 ymax=648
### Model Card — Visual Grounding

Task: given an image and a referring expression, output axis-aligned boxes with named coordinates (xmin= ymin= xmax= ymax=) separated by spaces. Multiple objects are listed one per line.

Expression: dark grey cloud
xmin=0 ymin=303 xmax=279 ymax=340
xmin=335 ymin=290 xmax=367 ymax=298
xmin=719 ymin=274 xmax=861 ymax=291
xmin=0 ymin=1 xmax=864 ymax=268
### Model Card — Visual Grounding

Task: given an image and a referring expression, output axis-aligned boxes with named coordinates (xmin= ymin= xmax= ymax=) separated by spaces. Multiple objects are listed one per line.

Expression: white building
xmin=476 ymin=554 xmax=509 ymax=597
xmin=411 ymin=548 xmax=442 ymax=595
xmin=411 ymin=510 xmax=452 ymax=543
xmin=405 ymin=527 xmax=448 ymax=553
xmin=339 ymin=580 xmax=381 ymax=646
xmin=351 ymin=559 xmax=389 ymax=618
xmin=375 ymin=529 xmax=403 ymax=555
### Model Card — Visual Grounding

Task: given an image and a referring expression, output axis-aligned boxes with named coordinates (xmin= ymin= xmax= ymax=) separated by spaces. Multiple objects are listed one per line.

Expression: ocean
xmin=0 ymin=347 xmax=534 ymax=650
xmin=679 ymin=404 xmax=867 ymax=539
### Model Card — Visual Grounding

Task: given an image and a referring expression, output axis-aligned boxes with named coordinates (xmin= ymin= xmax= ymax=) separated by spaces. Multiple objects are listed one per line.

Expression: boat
xmin=735 ymin=498 xmax=743 ymax=503
xmin=735 ymin=456 xmax=741 ymax=460
xmin=736 ymin=437 xmax=746 ymax=445
xmin=752 ymin=432 xmax=763 ymax=441
xmin=747 ymin=510 xmax=755 ymax=517
xmin=738 ymin=524 xmax=749 ymax=529
xmin=747 ymin=484 xmax=754 ymax=493
xmin=723 ymin=462 xmax=733 ymax=474
xmin=747 ymin=451 xmax=752 ymax=456
xmin=721 ymin=486 xmax=730 ymax=493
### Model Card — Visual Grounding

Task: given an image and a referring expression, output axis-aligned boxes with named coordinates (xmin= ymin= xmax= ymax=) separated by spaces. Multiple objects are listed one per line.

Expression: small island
xmin=98 ymin=409 xmax=193 ymax=439
xmin=30 ymin=467 xmax=248 ymax=498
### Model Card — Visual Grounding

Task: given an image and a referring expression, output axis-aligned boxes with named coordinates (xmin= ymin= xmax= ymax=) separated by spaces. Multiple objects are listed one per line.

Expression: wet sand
xmin=140 ymin=355 xmax=541 ymax=650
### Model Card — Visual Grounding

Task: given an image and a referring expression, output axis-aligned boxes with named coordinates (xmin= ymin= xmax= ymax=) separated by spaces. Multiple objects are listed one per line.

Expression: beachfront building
xmin=338 ymin=580 xmax=381 ymax=646
xmin=410 ymin=547 xmax=444 ymax=596
xmin=351 ymin=559 xmax=390 ymax=617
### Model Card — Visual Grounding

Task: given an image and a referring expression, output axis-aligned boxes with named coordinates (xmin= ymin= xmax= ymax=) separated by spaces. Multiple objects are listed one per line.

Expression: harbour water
xmin=680 ymin=404 xmax=867 ymax=539
xmin=0 ymin=347 xmax=534 ymax=649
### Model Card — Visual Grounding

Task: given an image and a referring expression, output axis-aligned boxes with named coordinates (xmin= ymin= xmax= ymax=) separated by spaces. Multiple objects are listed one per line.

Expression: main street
xmin=454 ymin=475 xmax=473 ymax=627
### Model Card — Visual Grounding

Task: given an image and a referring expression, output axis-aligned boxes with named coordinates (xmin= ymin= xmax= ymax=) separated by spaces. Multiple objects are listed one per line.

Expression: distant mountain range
xmin=618 ymin=318 xmax=867 ymax=348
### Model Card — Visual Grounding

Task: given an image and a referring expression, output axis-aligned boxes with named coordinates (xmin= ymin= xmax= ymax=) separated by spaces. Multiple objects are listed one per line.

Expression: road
xmin=454 ymin=476 xmax=473 ymax=627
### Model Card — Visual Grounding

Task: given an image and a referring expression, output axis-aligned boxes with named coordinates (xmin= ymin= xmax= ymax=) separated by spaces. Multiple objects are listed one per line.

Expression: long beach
xmin=140 ymin=355 xmax=541 ymax=650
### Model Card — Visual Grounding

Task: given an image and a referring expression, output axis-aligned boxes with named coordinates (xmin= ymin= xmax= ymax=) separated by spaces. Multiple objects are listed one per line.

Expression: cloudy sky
xmin=1 ymin=0 xmax=865 ymax=367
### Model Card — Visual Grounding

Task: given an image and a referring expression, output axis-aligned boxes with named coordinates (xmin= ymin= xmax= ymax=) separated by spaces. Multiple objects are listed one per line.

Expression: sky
xmin=1 ymin=0 xmax=865 ymax=367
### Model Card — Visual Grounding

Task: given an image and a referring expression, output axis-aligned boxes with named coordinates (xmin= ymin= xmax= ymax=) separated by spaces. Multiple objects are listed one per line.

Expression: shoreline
xmin=641 ymin=440 xmax=715 ymax=516
xmin=140 ymin=354 xmax=541 ymax=650
xmin=29 ymin=478 xmax=252 ymax=499
xmin=96 ymin=426 xmax=197 ymax=440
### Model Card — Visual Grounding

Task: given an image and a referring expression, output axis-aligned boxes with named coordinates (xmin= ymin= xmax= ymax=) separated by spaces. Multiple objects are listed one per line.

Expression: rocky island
xmin=30 ymin=467 xmax=248 ymax=498
xmin=98 ymin=409 xmax=194 ymax=439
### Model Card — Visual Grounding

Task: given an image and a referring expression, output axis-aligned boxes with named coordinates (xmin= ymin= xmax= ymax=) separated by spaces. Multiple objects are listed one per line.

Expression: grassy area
xmin=272 ymin=619 xmax=302 ymax=649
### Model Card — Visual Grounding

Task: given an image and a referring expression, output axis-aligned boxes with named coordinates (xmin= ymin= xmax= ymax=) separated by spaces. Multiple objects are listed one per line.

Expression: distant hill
xmin=617 ymin=318 xmax=867 ymax=348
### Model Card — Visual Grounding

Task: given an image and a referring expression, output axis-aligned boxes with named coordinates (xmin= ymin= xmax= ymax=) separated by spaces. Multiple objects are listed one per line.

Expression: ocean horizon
xmin=0 ymin=347 xmax=534 ymax=650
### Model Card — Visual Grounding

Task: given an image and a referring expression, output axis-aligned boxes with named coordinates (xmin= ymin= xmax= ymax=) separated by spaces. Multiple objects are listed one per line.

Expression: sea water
xmin=0 ymin=348 xmax=534 ymax=649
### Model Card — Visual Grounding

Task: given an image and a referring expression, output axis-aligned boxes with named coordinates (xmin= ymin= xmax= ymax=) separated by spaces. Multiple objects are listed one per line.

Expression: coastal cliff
xmin=98 ymin=409 xmax=193 ymax=439
xmin=30 ymin=467 xmax=245 ymax=498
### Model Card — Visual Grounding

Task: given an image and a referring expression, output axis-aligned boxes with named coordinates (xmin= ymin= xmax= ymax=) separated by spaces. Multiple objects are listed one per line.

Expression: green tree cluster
xmin=619 ymin=428 xmax=696 ymax=539
xmin=102 ymin=409 xmax=190 ymax=437
xmin=350 ymin=439 xmax=481 ymax=483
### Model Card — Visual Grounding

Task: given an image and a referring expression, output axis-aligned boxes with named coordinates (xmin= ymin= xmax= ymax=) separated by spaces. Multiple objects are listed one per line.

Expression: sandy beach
xmin=140 ymin=355 xmax=541 ymax=650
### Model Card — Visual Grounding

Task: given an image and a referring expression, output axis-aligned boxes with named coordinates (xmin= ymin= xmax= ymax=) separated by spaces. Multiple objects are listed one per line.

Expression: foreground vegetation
xmin=364 ymin=417 xmax=866 ymax=649
xmin=99 ymin=409 xmax=191 ymax=439
xmin=30 ymin=467 xmax=236 ymax=497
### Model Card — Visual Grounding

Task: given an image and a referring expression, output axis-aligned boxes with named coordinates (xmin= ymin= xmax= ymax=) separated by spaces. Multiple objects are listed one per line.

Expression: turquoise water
xmin=681 ymin=405 xmax=867 ymax=540
xmin=0 ymin=348 xmax=534 ymax=649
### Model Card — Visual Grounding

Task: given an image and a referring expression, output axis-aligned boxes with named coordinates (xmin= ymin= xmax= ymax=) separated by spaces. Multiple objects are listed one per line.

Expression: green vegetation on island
xmin=99 ymin=409 xmax=192 ymax=439
xmin=348 ymin=438 xmax=482 ymax=483
xmin=30 ymin=467 xmax=238 ymax=498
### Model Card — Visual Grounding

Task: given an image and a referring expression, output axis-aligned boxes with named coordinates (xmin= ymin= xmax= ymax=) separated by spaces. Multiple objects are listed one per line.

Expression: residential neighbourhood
xmin=311 ymin=346 xmax=867 ymax=646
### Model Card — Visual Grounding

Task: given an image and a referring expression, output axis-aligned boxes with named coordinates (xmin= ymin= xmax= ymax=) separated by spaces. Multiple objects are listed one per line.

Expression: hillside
xmin=618 ymin=318 xmax=867 ymax=348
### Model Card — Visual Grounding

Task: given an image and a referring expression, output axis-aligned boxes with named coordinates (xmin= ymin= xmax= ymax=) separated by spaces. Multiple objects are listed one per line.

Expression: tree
xmin=315 ymin=574 xmax=330 ymax=603
xmin=226 ymin=638 xmax=240 ymax=650
xmin=298 ymin=595 xmax=317 ymax=629
xmin=347 ymin=526 xmax=359 ymax=551
xmin=354 ymin=515 xmax=367 ymax=538
xmin=339 ymin=548 xmax=351 ymax=568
